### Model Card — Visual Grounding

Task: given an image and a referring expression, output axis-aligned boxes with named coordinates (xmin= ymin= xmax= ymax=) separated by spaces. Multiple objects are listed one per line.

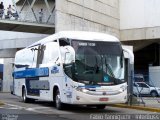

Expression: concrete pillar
xmin=2 ymin=58 xmax=14 ymax=92
xmin=159 ymin=44 xmax=160 ymax=65
xmin=0 ymin=49 xmax=17 ymax=58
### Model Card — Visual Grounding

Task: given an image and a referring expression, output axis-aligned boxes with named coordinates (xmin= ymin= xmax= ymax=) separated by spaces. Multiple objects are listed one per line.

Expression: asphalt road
xmin=0 ymin=93 xmax=159 ymax=120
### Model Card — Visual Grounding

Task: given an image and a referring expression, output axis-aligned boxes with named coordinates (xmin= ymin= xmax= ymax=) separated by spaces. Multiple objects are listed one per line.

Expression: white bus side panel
xmin=14 ymin=78 xmax=25 ymax=97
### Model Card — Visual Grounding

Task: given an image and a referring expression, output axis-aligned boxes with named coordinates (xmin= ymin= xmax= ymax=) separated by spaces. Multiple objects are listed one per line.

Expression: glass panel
xmin=39 ymin=42 xmax=59 ymax=67
xmin=70 ymin=40 xmax=125 ymax=85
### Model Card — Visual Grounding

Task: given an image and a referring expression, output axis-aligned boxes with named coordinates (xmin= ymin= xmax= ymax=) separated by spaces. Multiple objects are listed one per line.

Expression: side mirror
xmin=64 ymin=52 xmax=72 ymax=64
xmin=123 ymin=48 xmax=134 ymax=64
xmin=61 ymin=46 xmax=75 ymax=64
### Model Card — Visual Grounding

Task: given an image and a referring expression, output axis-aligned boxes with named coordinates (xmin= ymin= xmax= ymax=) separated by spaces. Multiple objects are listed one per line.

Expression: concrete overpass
xmin=0 ymin=19 xmax=54 ymax=34
xmin=0 ymin=0 xmax=55 ymax=34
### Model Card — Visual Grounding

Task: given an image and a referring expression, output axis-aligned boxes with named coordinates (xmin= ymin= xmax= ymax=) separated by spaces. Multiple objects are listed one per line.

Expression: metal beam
xmin=47 ymin=5 xmax=55 ymax=23
xmin=12 ymin=0 xmax=20 ymax=16
xmin=0 ymin=19 xmax=54 ymax=34
xmin=26 ymin=0 xmax=38 ymax=22
xmin=44 ymin=0 xmax=55 ymax=23
xmin=19 ymin=0 xmax=27 ymax=13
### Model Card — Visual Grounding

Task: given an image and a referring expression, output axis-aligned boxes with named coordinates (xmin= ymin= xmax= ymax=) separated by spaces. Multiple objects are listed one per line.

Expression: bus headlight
xmin=119 ymin=85 xmax=127 ymax=93
xmin=76 ymin=87 xmax=88 ymax=93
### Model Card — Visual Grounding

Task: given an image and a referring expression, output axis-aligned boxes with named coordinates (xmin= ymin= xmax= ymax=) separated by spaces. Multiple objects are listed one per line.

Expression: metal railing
xmin=0 ymin=9 xmax=55 ymax=25
xmin=132 ymin=74 xmax=160 ymax=107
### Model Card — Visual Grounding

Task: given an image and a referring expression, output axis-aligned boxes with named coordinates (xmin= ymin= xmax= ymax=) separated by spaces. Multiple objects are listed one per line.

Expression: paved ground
xmin=0 ymin=93 xmax=159 ymax=120
xmin=136 ymin=97 xmax=160 ymax=108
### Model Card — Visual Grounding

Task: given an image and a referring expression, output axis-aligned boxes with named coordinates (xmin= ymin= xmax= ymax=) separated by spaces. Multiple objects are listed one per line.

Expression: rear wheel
xmin=22 ymin=87 xmax=35 ymax=103
xmin=55 ymin=90 xmax=64 ymax=110
xmin=22 ymin=87 xmax=29 ymax=103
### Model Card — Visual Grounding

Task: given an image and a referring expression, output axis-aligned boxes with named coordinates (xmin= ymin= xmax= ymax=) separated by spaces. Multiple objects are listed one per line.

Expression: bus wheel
xmin=96 ymin=105 xmax=106 ymax=109
xmin=22 ymin=87 xmax=29 ymax=103
xmin=55 ymin=90 xmax=63 ymax=110
xmin=22 ymin=87 xmax=35 ymax=103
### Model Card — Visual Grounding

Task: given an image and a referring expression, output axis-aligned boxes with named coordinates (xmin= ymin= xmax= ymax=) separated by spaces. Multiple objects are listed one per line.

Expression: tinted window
xmin=137 ymin=83 xmax=149 ymax=88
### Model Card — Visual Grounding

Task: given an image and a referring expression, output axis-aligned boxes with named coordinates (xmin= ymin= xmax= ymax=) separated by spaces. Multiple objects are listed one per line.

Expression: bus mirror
xmin=64 ymin=52 xmax=71 ymax=64
xmin=64 ymin=46 xmax=75 ymax=64
xmin=123 ymin=48 xmax=134 ymax=64
xmin=120 ymin=51 xmax=123 ymax=68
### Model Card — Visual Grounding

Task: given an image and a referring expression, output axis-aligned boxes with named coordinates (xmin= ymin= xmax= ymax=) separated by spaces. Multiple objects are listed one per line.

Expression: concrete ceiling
xmin=122 ymin=39 xmax=160 ymax=52
xmin=0 ymin=19 xmax=55 ymax=34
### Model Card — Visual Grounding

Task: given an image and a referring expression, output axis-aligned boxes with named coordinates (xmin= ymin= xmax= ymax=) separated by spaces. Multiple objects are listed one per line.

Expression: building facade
xmin=120 ymin=0 xmax=160 ymax=79
xmin=55 ymin=0 xmax=120 ymax=38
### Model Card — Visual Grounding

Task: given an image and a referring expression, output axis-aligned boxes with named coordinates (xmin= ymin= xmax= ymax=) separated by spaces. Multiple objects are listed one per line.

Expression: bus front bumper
xmin=72 ymin=90 xmax=128 ymax=105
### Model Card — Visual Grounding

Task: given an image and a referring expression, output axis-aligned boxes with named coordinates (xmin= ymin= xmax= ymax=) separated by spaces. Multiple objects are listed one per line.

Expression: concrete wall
xmin=120 ymin=0 xmax=160 ymax=29
xmin=55 ymin=0 xmax=120 ymax=38
xmin=149 ymin=66 xmax=160 ymax=87
xmin=120 ymin=0 xmax=160 ymax=41
xmin=0 ymin=31 xmax=48 ymax=50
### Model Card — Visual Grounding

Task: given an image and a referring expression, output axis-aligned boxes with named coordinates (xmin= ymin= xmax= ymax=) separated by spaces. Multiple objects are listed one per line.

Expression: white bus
xmin=12 ymin=31 xmax=134 ymax=110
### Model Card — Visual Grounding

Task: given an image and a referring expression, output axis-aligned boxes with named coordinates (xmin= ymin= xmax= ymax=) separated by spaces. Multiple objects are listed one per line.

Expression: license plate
xmin=99 ymin=98 xmax=109 ymax=101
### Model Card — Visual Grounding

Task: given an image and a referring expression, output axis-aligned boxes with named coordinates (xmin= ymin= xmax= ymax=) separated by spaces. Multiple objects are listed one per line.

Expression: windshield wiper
xmin=104 ymin=57 xmax=115 ymax=78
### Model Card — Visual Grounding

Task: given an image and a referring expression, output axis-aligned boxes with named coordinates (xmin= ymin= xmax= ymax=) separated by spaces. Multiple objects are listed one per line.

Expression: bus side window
xmin=40 ymin=42 xmax=60 ymax=67
xmin=28 ymin=46 xmax=38 ymax=68
xmin=37 ymin=45 xmax=45 ymax=68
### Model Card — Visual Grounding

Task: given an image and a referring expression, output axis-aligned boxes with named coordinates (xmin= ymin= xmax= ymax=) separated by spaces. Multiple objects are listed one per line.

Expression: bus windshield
xmin=67 ymin=40 xmax=125 ymax=85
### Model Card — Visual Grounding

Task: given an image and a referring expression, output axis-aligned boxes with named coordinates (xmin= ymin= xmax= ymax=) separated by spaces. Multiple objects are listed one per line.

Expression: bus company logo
xmin=104 ymin=76 xmax=109 ymax=82
xmin=51 ymin=66 xmax=59 ymax=74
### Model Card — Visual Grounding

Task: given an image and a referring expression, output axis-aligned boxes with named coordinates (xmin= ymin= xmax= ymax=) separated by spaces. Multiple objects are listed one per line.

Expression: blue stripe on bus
xmin=13 ymin=67 xmax=49 ymax=79
xmin=78 ymin=85 xmax=100 ymax=88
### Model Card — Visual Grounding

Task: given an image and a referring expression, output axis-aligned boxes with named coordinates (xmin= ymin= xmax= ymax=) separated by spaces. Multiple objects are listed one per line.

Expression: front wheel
xmin=55 ymin=90 xmax=64 ymax=110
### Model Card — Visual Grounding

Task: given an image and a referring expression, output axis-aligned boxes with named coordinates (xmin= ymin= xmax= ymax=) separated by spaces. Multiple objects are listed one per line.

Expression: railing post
xmin=26 ymin=0 xmax=38 ymax=22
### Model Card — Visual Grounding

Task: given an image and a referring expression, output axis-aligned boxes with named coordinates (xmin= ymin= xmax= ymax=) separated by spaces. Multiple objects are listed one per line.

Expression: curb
xmin=0 ymin=101 xmax=5 ymax=106
xmin=109 ymin=104 xmax=160 ymax=113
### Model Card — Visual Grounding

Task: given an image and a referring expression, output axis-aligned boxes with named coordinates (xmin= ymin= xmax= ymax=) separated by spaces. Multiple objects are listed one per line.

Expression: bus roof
xmin=28 ymin=31 xmax=119 ymax=48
